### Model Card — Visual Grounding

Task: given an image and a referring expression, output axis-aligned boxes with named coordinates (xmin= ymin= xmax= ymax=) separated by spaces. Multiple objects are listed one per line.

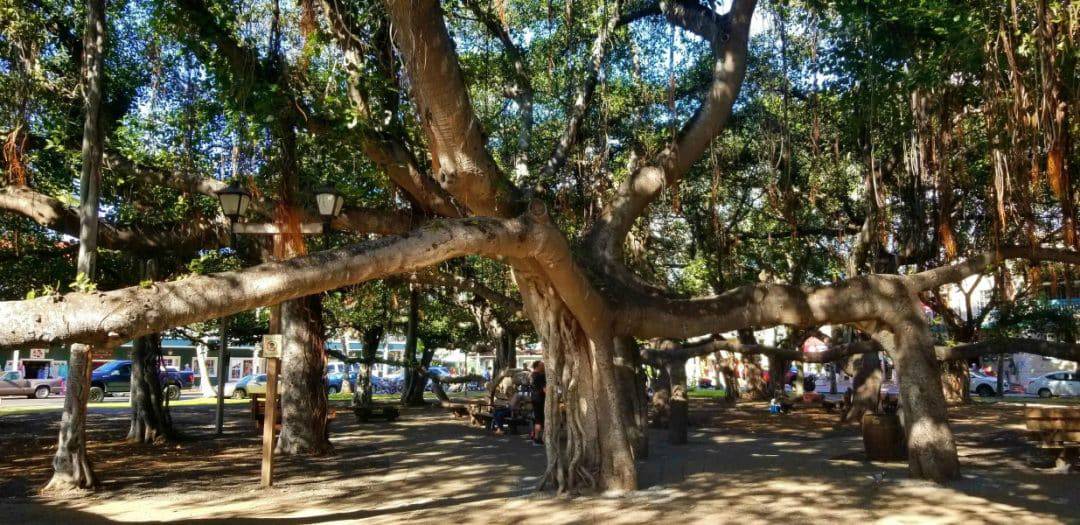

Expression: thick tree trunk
xmin=45 ymin=344 xmax=99 ymax=491
xmin=720 ymin=354 xmax=739 ymax=403
xmin=940 ymin=359 xmax=970 ymax=405
xmin=46 ymin=0 xmax=105 ymax=491
xmin=768 ymin=355 xmax=789 ymax=397
xmin=613 ymin=336 xmax=648 ymax=458
xmin=400 ymin=287 xmax=427 ymax=406
xmin=651 ymin=365 xmax=672 ymax=428
xmin=354 ymin=326 xmax=383 ymax=409
xmin=889 ymin=299 xmax=960 ymax=482
xmin=842 ymin=351 xmax=883 ymax=423
xmin=517 ymin=276 xmax=636 ymax=493
xmin=666 ymin=359 xmax=689 ymax=445
xmin=492 ymin=329 xmax=517 ymax=381
xmin=276 ymin=296 xmax=332 ymax=455
xmin=127 ymin=334 xmax=173 ymax=443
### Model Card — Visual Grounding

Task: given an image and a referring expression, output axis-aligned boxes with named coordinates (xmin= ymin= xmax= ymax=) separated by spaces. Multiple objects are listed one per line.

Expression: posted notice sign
xmin=261 ymin=334 xmax=283 ymax=359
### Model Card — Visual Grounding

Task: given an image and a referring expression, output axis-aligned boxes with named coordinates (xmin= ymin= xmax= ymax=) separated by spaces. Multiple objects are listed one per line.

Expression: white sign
xmin=262 ymin=335 xmax=283 ymax=359
xmin=29 ymin=349 xmax=47 ymax=359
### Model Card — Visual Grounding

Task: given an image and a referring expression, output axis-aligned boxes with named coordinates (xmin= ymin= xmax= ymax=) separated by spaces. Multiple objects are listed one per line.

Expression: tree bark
xmin=45 ymin=343 xmax=99 ymax=491
xmin=354 ymin=326 xmax=383 ymax=409
xmin=46 ymin=0 xmax=105 ymax=491
xmin=493 ymin=329 xmax=517 ymax=381
xmin=400 ymin=286 xmax=427 ymax=406
xmin=940 ymin=360 xmax=970 ymax=405
xmin=613 ymin=336 xmax=648 ymax=458
xmin=276 ymin=296 xmax=332 ymax=455
xmin=666 ymin=358 xmax=689 ymax=445
xmin=842 ymin=351 xmax=883 ymax=424
xmin=516 ymin=277 xmax=636 ymax=493
xmin=127 ymin=333 xmax=173 ymax=444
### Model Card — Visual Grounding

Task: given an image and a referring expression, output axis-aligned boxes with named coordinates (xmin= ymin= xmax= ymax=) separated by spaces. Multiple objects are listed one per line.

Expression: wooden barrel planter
xmin=862 ymin=413 xmax=905 ymax=461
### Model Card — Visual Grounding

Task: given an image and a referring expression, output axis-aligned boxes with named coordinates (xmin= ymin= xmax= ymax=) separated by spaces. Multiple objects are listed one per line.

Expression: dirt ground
xmin=0 ymin=398 xmax=1076 ymax=524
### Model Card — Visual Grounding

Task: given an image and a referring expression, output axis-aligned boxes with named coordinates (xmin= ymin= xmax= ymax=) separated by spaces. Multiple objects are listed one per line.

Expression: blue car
xmin=327 ymin=372 xmax=344 ymax=394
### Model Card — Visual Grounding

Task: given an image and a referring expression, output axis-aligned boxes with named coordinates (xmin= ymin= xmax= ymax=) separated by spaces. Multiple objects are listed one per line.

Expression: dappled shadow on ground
xmin=0 ymin=400 xmax=1075 ymax=523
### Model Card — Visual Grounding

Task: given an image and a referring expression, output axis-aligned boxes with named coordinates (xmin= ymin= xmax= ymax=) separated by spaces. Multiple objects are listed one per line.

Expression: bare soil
xmin=0 ymin=399 xmax=1076 ymax=524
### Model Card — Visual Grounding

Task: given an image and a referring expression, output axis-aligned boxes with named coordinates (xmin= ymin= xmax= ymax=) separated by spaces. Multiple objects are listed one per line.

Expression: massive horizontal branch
xmin=0 ymin=215 xmax=546 ymax=349
xmin=0 ymin=184 xmax=227 ymax=255
xmin=642 ymin=336 xmax=1080 ymax=366
xmin=619 ymin=245 xmax=1080 ymax=340
xmin=938 ymin=338 xmax=1080 ymax=362
xmin=640 ymin=336 xmax=883 ymax=365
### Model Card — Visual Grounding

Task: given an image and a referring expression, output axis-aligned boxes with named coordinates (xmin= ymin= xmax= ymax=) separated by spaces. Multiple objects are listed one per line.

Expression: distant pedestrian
xmin=530 ymin=360 xmax=547 ymax=445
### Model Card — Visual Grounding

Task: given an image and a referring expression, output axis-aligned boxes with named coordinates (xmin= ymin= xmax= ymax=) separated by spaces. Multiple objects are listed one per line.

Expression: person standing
xmin=530 ymin=361 xmax=546 ymax=445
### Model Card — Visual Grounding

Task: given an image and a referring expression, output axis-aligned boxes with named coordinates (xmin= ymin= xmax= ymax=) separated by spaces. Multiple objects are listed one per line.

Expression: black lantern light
xmin=215 ymin=180 xmax=252 ymax=224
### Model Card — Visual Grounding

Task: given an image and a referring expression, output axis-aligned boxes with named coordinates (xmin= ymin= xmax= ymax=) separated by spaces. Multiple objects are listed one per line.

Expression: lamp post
xmin=214 ymin=180 xmax=345 ymax=487
xmin=211 ymin=181 xmax=250 ymax=435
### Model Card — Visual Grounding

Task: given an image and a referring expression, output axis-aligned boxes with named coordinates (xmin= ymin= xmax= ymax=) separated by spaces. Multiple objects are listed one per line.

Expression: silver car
xmin=0 ymin=370 xmax=63 ymax=399
xmin=1025 ymin=372 xmax=1080 ymax=398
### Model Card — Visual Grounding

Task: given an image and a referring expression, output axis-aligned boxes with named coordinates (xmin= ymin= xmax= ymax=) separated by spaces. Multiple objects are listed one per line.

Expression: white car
xmin=1025 ymin=372 xmax=1080 ymax=398
xmin=970 ymin=372 xmax=1008 ymax=397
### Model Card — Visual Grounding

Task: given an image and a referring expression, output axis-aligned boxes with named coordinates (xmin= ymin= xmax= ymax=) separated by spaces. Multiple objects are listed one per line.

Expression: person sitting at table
xmin=490 ymin=390 xmax=527 ymax=435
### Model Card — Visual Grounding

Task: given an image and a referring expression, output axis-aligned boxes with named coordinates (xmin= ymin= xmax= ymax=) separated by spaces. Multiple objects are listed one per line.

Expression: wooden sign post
xmin=260 ymin=334 xmax=283 ymax=487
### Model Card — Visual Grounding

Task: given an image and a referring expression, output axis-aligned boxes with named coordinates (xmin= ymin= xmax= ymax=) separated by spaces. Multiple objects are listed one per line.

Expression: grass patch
xmin=688 ymin=389 xmax=728 ymax=398
xmin=0 ymin=395 xmax=247 ymax=416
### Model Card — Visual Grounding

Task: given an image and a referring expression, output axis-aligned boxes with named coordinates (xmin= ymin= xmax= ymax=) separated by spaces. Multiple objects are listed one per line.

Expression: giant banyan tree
xmin=1 ymin=0 xmax=1076 ymax=493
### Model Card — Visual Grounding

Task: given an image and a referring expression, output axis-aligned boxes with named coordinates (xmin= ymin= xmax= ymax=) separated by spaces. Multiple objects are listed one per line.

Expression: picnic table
xmin=1025 ymin=404 xmax=1080 ymax=471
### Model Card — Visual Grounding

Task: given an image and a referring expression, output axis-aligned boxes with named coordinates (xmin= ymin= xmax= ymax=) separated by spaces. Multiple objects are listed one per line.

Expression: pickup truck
xmin=89 ymin=360 xmax=194 ymax=402
xmin=0 ymin=370 xmax=63 ymax=399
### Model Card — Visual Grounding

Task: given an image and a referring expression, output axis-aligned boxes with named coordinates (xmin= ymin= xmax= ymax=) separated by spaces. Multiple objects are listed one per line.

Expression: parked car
xmin=0 ymin=370 xmax=63 ymax=399
xmin=1026 ymin=371 xmax=1080 ymax=398
xmin=327 ymin=373 xmax=344 ymax=394
xmin=231 ymin=374 xmax=268 ymax=399
xmin=89 ymin=360 xmax=192 ymax=402
xmin=970 ymin=371 xmax=1009 ymax=397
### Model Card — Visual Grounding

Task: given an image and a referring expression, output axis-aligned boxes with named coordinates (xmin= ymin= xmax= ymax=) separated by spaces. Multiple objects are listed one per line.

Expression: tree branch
xmin=384 ymin=0 xmax=522 ymax=217
xmin=538 ymin=0 xmax=625 ymax=179
xmin=587 ymin=0 xmax=757 ymax=262
xmin=0 ymin=185 xmax=227 ymax=255
xmin=0 ymin=215 xmax=553 ymax=349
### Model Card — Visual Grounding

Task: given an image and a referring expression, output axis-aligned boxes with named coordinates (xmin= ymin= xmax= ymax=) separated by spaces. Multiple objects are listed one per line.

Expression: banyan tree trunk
xmin=940 ymin=359 xmax=970 ymax=405
xmin=651 ymin=365 xmax=672 ymax=428
xmin=127 ymin=333 xmax=173 ymax=443
xmin=842 ymin=351 xmax=883 ymax=423
xmin=768 ymin=355 xmax=789 ymax=397
xmin=721 ymin=356 xmax=739 ymax=403
xmin=492 ymin=330 xmax=517 ymax=381
xmin=355 ymin=326 xmax=382 ymax=409
xmin=517 ymin=275 xmax=636 ymax=493
xmin=666 ymin=359 xmax=689 ymax=445
xmin=400 ymin=287 xmax=427 ymax=407
xmin=403 ymin=344 xmax=436 ymax=405
xmin=742 ymin=356 xmax=769 ymax=400
xmin=889 ymin=310 xmax=960 ymax=482
xmin=45 ymin=343 xmax=99 ymax=491
xmin=276 ymin=296 xmax=332 ymax=455
xmin=614 ymin=336 xmax=648 ymax=458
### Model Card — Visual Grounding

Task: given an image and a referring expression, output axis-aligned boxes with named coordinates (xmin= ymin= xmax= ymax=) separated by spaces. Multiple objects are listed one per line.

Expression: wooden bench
xmin=1025 ymin=404 xmax=1080 ymax=472
xmin=354 ymin=405 xmax=400 ymax=423
xmin=250 ymin=393 xmax=338 ymax=433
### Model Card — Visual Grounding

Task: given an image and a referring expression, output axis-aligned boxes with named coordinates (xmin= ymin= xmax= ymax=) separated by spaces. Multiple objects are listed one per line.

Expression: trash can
xmin=862 ymin=412 xmax=905 ymax=461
